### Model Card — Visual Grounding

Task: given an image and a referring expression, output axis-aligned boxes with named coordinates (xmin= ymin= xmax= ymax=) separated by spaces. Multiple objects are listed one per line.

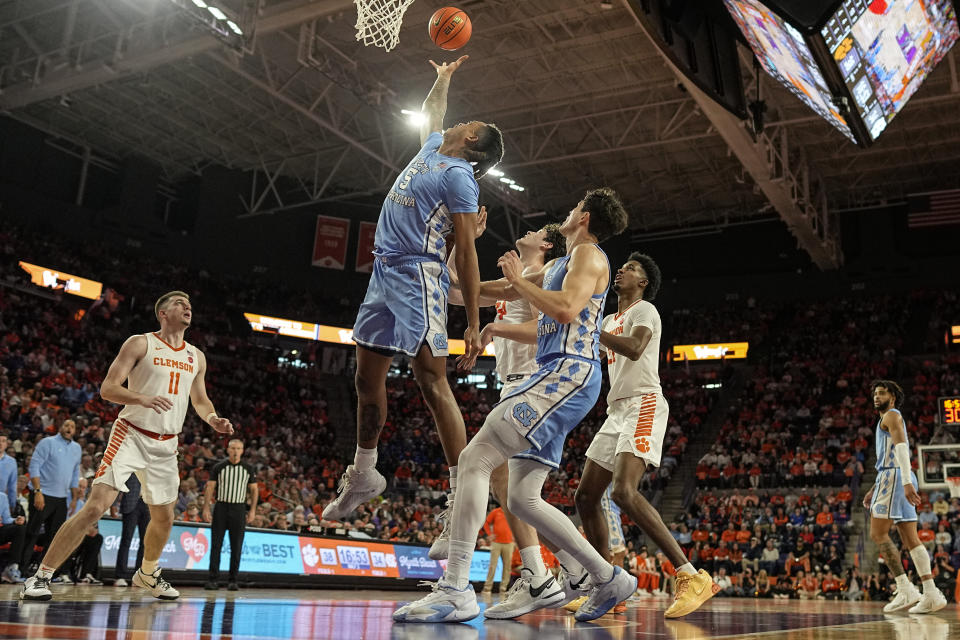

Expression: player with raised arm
xmin=576 ymin=252 xmax=718 ymax=618
xmin=19 ymin=291 xmax=233 ymax=601
xmin=393 ymin=187 xmax=633 ymax=624
xmin=864 ymin=380 xmax=947 ymax=614
xmin=322 ymin=56 xmax=504 ymax=533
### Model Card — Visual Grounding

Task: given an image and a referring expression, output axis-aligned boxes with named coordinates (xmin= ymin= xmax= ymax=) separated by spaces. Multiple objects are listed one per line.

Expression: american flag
xmin=907 ymin=188 xmax=960 ymax=228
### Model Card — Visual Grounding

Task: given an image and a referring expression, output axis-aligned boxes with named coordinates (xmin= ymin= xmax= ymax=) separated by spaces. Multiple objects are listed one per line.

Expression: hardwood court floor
xmin=1 ymin=585 xmax=957 ymax=639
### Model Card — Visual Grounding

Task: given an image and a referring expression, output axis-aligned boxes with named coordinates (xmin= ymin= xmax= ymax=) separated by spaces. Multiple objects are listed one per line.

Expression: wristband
xmin=206 ymin=412 xmax=218 ymax=424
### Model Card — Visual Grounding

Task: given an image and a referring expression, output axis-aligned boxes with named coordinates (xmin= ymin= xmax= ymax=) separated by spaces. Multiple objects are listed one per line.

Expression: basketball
xmin=428 ymin=7 xmax=471 ymax=51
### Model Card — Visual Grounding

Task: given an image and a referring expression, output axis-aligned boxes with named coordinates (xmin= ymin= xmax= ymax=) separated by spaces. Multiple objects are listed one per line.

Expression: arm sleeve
xmin=441 ymin=166 xmax=480 ymax=214
xmin=29 ymin=439 xmax=48 ymax=479
xmin=210 ymin=460 xmax=225 ymax=480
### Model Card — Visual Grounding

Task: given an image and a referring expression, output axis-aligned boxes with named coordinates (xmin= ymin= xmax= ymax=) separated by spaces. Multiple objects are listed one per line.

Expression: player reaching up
xmin=322 ymin=56 xmax=504 ymax=535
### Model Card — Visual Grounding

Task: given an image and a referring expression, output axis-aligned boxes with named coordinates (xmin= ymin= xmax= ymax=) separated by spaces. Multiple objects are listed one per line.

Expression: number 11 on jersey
xmin=169 ymin=371 xmax=181 ymax=394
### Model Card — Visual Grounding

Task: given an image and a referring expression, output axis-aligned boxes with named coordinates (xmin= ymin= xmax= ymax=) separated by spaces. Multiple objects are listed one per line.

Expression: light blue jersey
xmin=353 ymin=132 xmax=479 ymax=357
xmin=875 ymin=408 xmax=908 ymax=472
xmin=374 ymin=132 xmax=479 ymax=261
xmin=535 ymin=247 xmax=609 ymax=366
xmin=871 ymin=408 xmax=918 ymax=522
xmin=495 ymin=244 xmax=611 ymax=468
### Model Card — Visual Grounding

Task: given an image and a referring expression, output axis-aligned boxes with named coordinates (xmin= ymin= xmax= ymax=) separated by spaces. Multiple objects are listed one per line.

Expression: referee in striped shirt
xmin=203 ymin=439 xmax=257 ymax=590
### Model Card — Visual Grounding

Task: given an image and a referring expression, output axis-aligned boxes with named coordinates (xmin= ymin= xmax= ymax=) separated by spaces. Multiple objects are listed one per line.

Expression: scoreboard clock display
xmin=940 ymin=396 xmax=960 ymax=425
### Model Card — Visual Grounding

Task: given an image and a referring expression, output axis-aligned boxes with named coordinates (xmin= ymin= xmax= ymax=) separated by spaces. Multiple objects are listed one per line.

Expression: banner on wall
xmin=671 ymin=342 xmax=749 ymax=361
xmin=311 ymin=216 xmax=350 ymax=270
xmin=98 ymin=519 xmax=497 ymax=581
xmin=355 ymin=221 xmax=377 ymax=273
xmin=18 ymin=261 xmax=103 ymax=300
xmin=243 ymin=313 xmax=496 ymax=357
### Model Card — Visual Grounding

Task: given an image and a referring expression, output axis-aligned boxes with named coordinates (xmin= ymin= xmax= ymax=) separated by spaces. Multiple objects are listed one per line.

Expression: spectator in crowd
xmin=0 ymin=433 xmax=18 ymax=515
xmin=481 ymin=503 xmax=514 ymax=595
xmin=0 ymin=486 xmax=27 ymax=583
xmin=23 ymin=420 xmax=81 ymax=576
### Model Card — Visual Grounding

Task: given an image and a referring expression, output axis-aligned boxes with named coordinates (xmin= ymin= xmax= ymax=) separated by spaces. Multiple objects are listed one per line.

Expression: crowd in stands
xmin=2 ymin=222 xmax=959 ymax=604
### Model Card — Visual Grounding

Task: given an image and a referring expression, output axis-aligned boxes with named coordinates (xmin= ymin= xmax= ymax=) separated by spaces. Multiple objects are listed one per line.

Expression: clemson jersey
xmin=116 ymin=332 xmax=199 ymax=435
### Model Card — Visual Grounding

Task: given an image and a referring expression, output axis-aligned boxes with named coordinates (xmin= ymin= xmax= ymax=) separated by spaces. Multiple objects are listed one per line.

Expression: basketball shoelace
xmin=673 ymin=573 xmax=693 ymax=599
xmin=334 ymin=470 xmax=356 ymax=498
xmin=32 ymin=576 xmax=50 ymax=592
xmin=145 ymin=570 xmax=173 ymax=592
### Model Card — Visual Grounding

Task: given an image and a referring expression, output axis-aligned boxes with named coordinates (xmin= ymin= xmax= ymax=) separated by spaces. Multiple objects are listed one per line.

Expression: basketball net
xmin=948 ymin=476 xmax=960 ymax=499
xmin=354 ymin=0 xmax=415 ymax=52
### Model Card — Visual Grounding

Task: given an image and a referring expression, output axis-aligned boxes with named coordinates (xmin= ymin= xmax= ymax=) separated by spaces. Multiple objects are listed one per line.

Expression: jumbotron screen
xmin=822 ymin=0 xmax=959 ymax=140
xmin=723 ymin=0 xmax=857 ymax=142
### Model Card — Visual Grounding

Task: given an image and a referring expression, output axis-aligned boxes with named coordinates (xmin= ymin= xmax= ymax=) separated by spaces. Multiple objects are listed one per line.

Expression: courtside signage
xmin=244 ymin=312 xmax=496 ymax=357
xmin=19 ymin=260 xmax=103 ymax=300
xmin=672 ymin=342 xmax=749 ymax=361
xmin=98 ymin=519 xmax=496 ymax=580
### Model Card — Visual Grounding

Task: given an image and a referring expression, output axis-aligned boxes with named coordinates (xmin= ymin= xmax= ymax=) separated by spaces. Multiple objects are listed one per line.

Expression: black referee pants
xmin=22 ymin=493 xmax=67 ymax=570
xmin=209 ymin=503 xmax=246 ymax=582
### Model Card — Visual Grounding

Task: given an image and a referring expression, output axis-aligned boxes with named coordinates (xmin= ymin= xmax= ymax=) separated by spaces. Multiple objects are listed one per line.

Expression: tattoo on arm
xmin=877 ymin=540 xmax=904 ymax=577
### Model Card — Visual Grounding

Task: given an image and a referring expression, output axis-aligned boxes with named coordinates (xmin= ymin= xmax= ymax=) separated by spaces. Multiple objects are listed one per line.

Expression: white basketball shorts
xmin=92 ymin=418 xmax=180 ymax=505
xmin=585 ymin=393 xmax=669 ymax=472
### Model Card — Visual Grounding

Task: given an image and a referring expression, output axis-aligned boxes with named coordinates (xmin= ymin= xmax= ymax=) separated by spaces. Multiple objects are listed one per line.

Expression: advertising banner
xmin=671 ymin=342 xmax=749 ymax=361
xmin=244 ymin=313 xmax=495 ymax=357
xmin=98 ymin=519 xmax=498 ymax=580
xmin=19 ymin=261 xmax=103 ymax=300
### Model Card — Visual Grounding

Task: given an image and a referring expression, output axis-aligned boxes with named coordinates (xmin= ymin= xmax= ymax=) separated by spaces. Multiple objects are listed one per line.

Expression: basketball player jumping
xmin=394 ymin=188 xmax=634 ymax=623
xmin=20 ymin=291 xmax=233 ymax=601
xmin=864 ymin=380 xmax=947 ymax=614
xmin=322 ymin=56 xmax=504 ymax=534
xmin=576 ymin=252 xmax=717 ymax=618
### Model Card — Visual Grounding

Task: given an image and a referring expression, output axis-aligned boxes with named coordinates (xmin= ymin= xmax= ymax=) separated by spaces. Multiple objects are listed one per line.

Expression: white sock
xmin=445 ymin=539 xmax=474 ymax=590
xmin=909 ymin=545 xmax=932 ymax=587
xmin=354 ymin=445 xmax=377 ymax=471
xmin=449 ymin=465 xmax=458 ymax=492
xmin=677 ymin=562 xmax=696 ymax=576
xmin=36 ymin=564 xmax=54 ymax=580
xmin=556 ymin=550 xmax=585 ymax=577
xmin=894 ymin=573 xmax=910 ymax=590
xmin=922 ymin=578 xmax=936 ymax=593
xmin=520 ymin=545 xmax=547 ymax=578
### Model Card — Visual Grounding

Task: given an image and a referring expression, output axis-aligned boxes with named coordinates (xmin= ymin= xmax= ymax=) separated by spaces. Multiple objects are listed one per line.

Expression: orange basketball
xmin=428 ymin=7 xmax=471 ymax=51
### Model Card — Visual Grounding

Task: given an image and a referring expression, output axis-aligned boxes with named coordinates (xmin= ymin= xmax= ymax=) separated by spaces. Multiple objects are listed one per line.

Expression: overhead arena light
xmin=167 ymin=0 xmax=257 ymax=50
xmin=488 ymin=169 xmax=504 ymax=177
xmin=400 ymin=109 xmax=426 ymax=126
